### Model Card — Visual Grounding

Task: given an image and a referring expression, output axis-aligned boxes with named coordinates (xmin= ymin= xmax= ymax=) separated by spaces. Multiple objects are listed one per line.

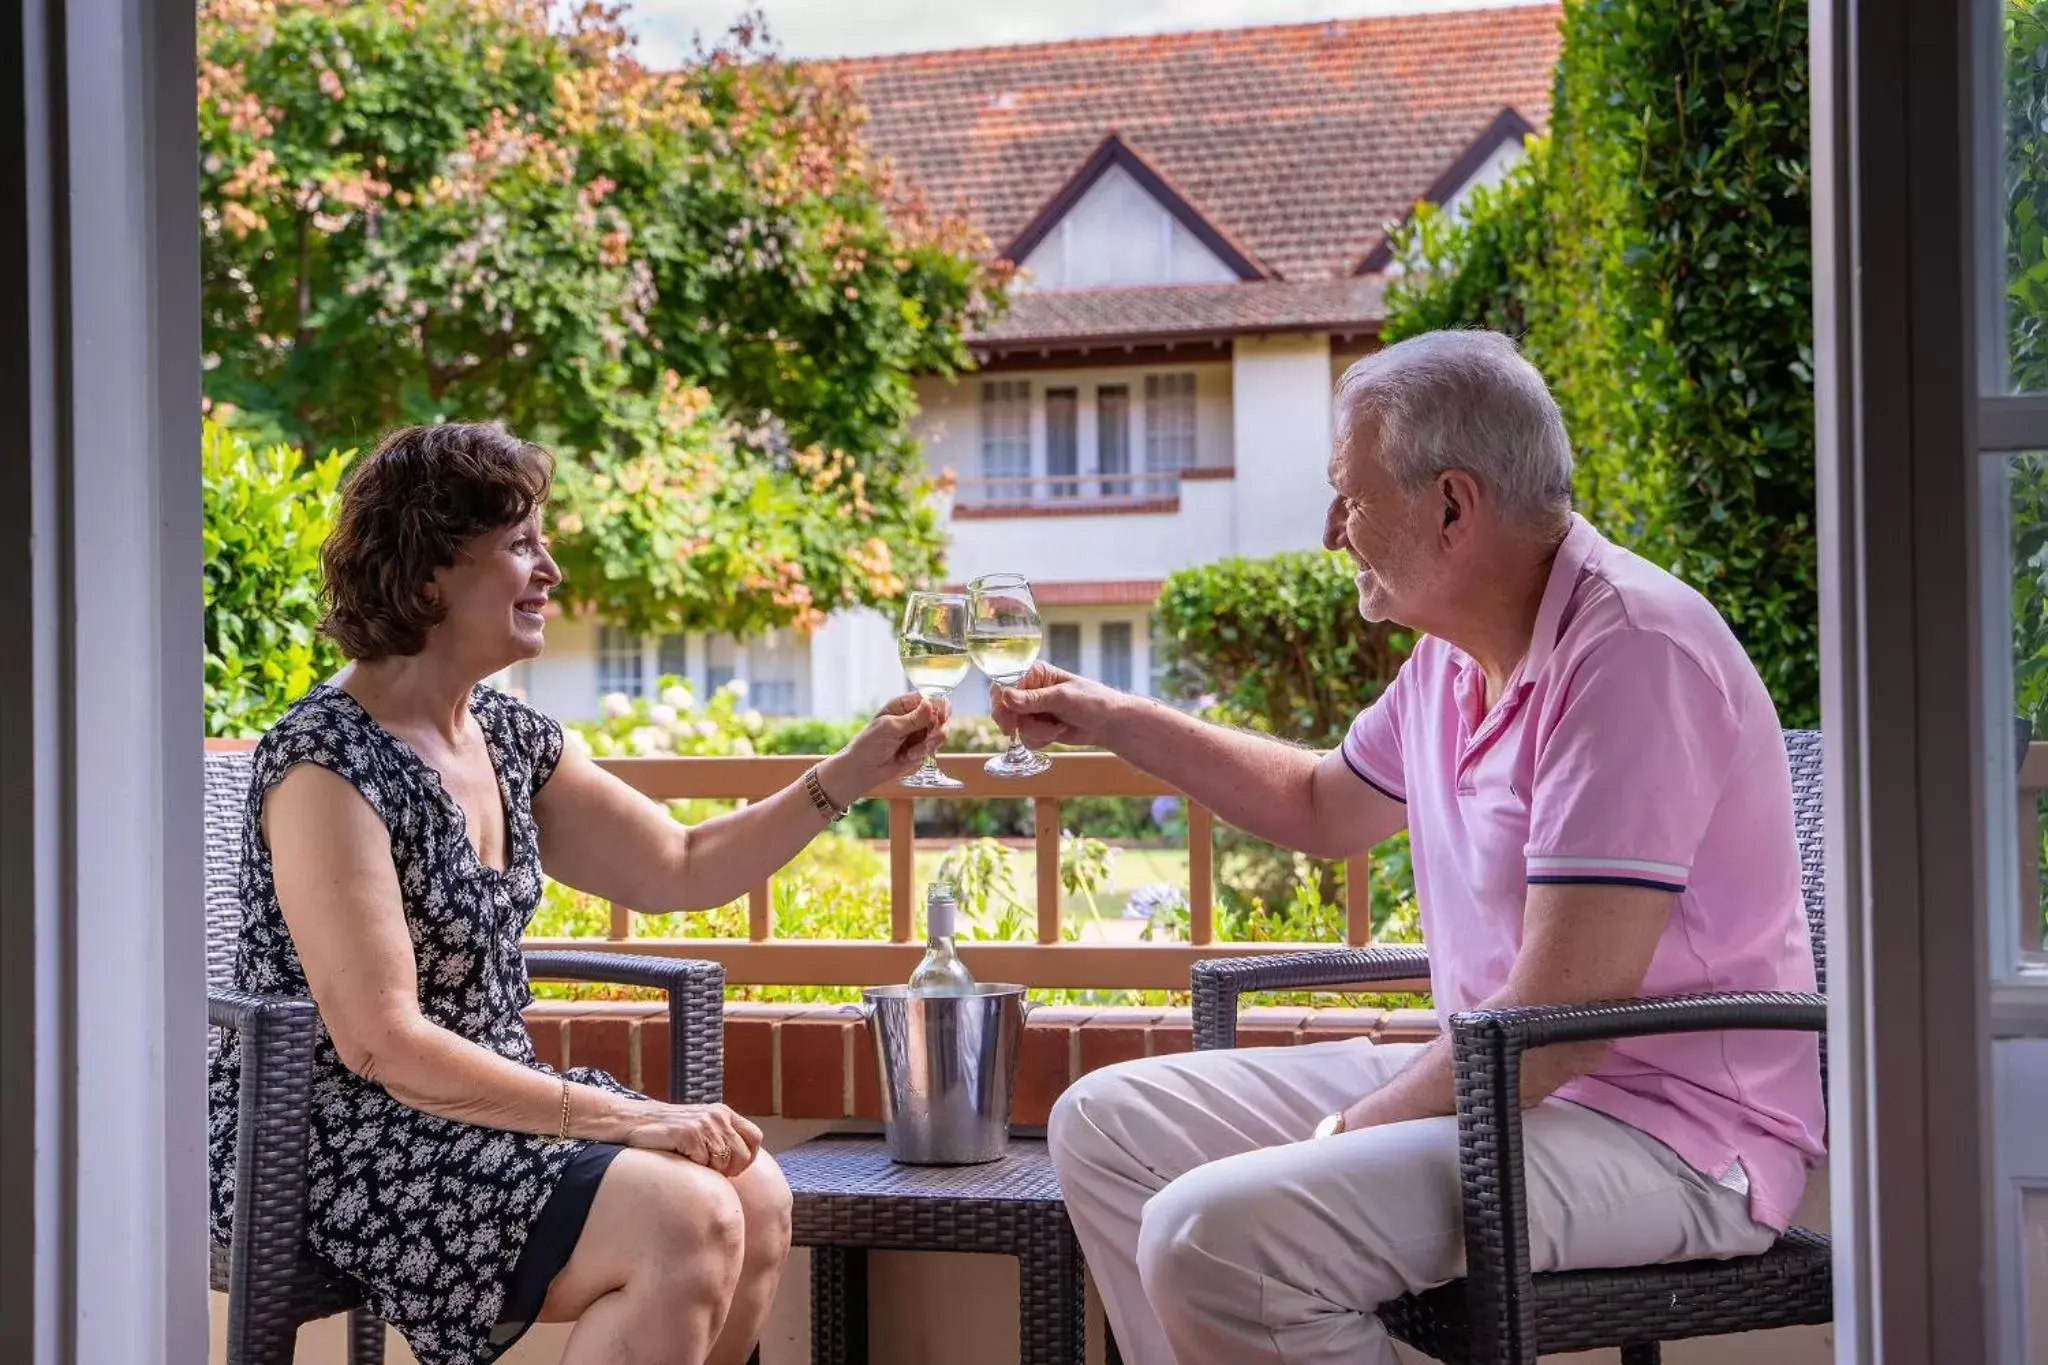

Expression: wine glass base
xmin=984 ymin=749 xmax=1051 ymax=778
xmin=900 ymin=768 xmax=965 ymax=790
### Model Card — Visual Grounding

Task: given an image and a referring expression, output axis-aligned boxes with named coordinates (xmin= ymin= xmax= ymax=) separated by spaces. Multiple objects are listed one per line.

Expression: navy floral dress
xmin=207 ymin=683 xmax=639 ymax=1365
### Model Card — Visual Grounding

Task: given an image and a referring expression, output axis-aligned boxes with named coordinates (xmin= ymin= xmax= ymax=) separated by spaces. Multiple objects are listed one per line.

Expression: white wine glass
xmin=966 ymin=572 xmax=1051 ymax=778
xmin=898 ymin=591 xmax=969 ymax=789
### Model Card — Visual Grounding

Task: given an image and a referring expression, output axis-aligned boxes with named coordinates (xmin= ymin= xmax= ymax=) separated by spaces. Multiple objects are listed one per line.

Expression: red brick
xmin=851 ymin=1019 xmax=883 ymax=1121
xmin=527 ymin=1015 xmax=566 ymax=1072
xmin=1304 ymin=1007 xmax=1385 ymax=1042
xmin=1148 ymin=1022 xmax=1195 ymax=1055
xmin=723 ymin=1017 xmax=777 ymax=1118
xmin=779 ymin=1012 xmax=854 ymax=1120
xmin=1078 ymin=1022 xmax=1151 ymax=1074
xmin=1377 ymin=1008 xmax=1442 ymax=1043
xmin=1013 ymin=1023 xmax=1076 ymax=1126
xmin=569 ymin=1016 xmax=634 ymax=1087
xmin=640 ymin=1018 xmax=672 ymax=1101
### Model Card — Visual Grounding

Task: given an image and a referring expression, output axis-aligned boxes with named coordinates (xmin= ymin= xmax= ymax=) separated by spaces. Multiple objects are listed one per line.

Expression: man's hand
xmin=989 ymin=662 xmax=1130 ymax=750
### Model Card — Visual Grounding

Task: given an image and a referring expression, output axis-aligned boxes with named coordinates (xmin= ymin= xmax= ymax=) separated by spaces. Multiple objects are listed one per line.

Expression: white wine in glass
xmin=966 ymin=572 xmax=1051 ymax=778
xmin=898 ymin=591 xmax=968 ymax=790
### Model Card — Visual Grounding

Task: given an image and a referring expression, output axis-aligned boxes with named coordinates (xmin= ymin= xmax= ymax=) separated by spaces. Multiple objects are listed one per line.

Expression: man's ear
xmin=1438 ymin=470 xmax=1483 ymax=543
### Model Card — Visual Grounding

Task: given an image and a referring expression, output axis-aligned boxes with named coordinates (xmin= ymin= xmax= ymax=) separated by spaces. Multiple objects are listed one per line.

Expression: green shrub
xmin=202 ymin=417 xmax=351 ymax=737
xmin=1382 ymin=0 xmax=1817 ymax=725
xmin=1155 ymin=550 xmax=1411 ymax=749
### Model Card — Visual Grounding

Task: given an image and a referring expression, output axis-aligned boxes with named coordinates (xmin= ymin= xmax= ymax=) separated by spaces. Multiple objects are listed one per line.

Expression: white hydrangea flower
xmin=693 ymin=720 xmax=718 ymax=739
xmin=648 ymin=703 xmax=678 ymax=727
xmin=722 ymin=677 xmax=750 ymax=700
xmin=660 ymin=684 xmax=695 ymax=711
xmin=562 ymin=727 xmax=593 ymax=757
xmin=599 ymin=691 xmax=633 ymax=719
xmin=628 ymin=725 xmax=670 ymax=754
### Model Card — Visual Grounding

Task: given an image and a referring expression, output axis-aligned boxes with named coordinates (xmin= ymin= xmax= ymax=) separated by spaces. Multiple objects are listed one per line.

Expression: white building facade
xmin=523 ymin=10 xmax=1561 ymax=722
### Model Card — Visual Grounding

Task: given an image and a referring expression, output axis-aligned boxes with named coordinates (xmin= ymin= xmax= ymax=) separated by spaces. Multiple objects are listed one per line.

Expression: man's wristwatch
xmin=1312 ymin=1111 xmax=1346 ymax=1139
xmin=803 ymin=764 xmax=849 ymax=823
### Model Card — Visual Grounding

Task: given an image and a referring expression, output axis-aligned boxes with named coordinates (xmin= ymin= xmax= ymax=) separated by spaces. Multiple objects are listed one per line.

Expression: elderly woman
xmin=207 ymin=423 xmax=947 ymax=1365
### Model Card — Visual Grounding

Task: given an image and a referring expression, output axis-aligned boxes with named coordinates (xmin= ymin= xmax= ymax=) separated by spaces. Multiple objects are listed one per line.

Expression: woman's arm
xmin=533 ymin=693 xmax=945 ymax=913
xmin=266 ymin=763 xmax=760 ymax=1172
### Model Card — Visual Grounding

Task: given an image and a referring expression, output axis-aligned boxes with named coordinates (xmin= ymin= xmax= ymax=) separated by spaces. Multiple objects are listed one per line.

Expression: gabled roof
xmin=1001 ymin=133 xmax=1270 ymax=281
xmin=1353 ymin=107 xmax=1537 ymax=274
xmin=831 ymin=5 xmax=1562 ymax=286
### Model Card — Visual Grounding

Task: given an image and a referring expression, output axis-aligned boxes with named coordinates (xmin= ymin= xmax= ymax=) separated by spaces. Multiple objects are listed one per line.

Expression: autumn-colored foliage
xmin=199 ymin=0 xmax=1006 ymax=633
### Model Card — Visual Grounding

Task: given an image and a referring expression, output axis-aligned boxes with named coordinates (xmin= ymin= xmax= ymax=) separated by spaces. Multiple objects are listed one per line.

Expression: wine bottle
xmin=908 ymin=881 xmax=978 ymax=995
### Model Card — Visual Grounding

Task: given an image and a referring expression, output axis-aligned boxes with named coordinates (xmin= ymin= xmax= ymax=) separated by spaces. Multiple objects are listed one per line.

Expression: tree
xmin=198 ymin=0 xmax=1006 ymax=635
xmin=203 ymin=417 xmax=351 ymax=736
xmin=1384 ymin=0 xmax=1817 ymax=725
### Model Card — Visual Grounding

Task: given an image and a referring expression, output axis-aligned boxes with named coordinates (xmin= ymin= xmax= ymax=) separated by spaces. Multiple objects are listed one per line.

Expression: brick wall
xmin=525 ymin=1001 xmax=1444 ymax=1124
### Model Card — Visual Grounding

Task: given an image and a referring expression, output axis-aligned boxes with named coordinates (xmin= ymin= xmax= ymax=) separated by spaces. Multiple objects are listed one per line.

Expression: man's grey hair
xmin=1334 ymin=330 xmax=1574 ymax=522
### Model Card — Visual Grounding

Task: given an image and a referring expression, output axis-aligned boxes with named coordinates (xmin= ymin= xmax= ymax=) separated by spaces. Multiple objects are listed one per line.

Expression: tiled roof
xmin=833 ymin=5 xmax=1562 ymax=286
xmin=978 ymin=277 xmax=1389 ymax=348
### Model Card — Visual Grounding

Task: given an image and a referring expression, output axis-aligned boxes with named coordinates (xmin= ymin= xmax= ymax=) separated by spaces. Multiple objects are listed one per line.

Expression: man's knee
xmin=1047 ymin=1057 xmax=1150 ymax=1171
xmin=1133 ymin=1159 xmax=1260 ymax=1301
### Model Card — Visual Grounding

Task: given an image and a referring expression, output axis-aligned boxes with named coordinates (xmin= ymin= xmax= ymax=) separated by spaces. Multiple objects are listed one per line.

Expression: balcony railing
xmin=950 ymin=469 xmax=1185 ymax=514
xmin=521 ymin=752 xmax=1395 ymax=991
xmin=525 ymin=741 xmax=2048 ymax=985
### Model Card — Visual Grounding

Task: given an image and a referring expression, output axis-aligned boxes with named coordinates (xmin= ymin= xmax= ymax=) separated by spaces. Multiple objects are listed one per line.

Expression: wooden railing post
xmin=889 ymin=798 xmax=915 ymax=943
xmin=1035 ymin=797 xmax=1062 ymax=944
xmin=748 ymin=885 xmax=773 ymax=942
xmin=607 ymin=901 xmax=630 ymax=941
xmin=1344 ymin=854 xmax=1372 ymax=946
xmin=1187 ymin=803 xmax=1214 ymax=946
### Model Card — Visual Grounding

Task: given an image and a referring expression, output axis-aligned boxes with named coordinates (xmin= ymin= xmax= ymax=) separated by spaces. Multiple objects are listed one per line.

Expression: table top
xmin=778 ymin=1134 xmax=1064 ymax=1206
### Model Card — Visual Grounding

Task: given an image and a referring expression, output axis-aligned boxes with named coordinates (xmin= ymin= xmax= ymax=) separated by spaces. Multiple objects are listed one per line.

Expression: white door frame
xmin=0 ymin=0 xmax=207 ymax=1359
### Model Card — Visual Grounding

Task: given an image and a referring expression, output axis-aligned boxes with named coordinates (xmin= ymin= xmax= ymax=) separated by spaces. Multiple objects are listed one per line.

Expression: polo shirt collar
xmin=1521 ymin=513 xmax=1604 ymax=680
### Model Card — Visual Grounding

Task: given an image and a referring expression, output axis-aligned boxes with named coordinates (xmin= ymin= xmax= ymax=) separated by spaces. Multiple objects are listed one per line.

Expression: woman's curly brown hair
xmin=320 ymin=423 xmax=555 ymax=660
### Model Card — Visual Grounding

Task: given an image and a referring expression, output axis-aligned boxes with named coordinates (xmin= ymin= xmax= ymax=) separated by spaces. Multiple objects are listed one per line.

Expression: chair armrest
xmin=1448 ymin=990 xmax=1826 ymax=1364
xmin=1191 ymin=946 xmax=1431 ymax=1049
xmin=208 ymin=987 xmax=321 ymax=1317
xmin=522 ymin=949 xmax=726 ymax=1105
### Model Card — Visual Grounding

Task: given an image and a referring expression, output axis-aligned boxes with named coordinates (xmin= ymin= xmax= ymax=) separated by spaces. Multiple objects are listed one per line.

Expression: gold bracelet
xmin=557 ymin=1075 xmax=572 ymax=1140
xmin=803 ymin=764 xmax=848 ymax=823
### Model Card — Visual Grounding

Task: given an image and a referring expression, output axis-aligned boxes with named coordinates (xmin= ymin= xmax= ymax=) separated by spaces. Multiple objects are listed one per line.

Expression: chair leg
xmin=347 ymin=1308 xmax=386 ymax=1365
xmin=1621 ymin=1344 xmax=1661 ymax=1365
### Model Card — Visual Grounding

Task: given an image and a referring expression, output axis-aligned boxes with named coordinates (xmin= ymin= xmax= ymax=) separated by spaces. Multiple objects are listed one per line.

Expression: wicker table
xmin=777 ymin=1134 xmax=1091 ymax=1365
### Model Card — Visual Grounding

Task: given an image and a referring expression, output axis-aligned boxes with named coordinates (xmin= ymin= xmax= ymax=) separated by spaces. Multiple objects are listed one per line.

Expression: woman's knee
xmin=636 ymin=1154 xmax=747 ymax=1284
xmin=730 ymin=1150 xmax=793 ymax=1265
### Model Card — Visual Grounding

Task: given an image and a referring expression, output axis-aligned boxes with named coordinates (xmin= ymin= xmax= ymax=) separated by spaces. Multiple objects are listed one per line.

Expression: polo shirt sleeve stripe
xmin=1339 ymin=746 xmax=1407 ymax=804
xmin=1525 ymin=853 xmax=1689 ymax=893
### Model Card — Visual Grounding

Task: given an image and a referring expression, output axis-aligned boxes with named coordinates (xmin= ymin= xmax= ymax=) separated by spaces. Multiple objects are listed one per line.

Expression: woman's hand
xmin=818 ymin=693 xmax=949 ymax=806
xmin=618 ymin=1099 xmax=764 ymax=1177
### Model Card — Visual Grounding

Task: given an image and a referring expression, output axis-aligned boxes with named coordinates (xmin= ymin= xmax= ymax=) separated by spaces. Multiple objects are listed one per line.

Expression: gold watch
xmin=1312 ymin=1111 xmax=1346 ymax=1139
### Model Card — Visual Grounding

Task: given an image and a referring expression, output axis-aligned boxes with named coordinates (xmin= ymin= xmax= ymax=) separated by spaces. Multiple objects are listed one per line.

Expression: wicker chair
xmin=1189 ymin=722 xmax=2025 ymax=1363
xmin=204 ymin=747 xmax=730 ymax=1365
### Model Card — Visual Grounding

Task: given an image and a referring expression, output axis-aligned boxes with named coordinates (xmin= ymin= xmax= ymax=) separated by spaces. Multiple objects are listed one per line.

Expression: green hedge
xmin=1384 ymin=0 xmax=1817 ymax=725
xmin=1154 ymin=550 xmax=1410 ymax=750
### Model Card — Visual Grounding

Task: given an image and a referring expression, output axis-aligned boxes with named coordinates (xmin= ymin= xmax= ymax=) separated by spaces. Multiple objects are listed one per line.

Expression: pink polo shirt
xmin=1342 ymin=514 xmax=1825 ymax=1230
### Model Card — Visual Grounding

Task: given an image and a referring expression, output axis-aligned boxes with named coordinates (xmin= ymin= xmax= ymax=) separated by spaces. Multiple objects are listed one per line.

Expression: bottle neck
xmin=926 ymin=897 xmax=957 ymax=941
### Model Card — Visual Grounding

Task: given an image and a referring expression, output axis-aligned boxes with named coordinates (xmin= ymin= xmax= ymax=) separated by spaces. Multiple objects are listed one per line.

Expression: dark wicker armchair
xmin=1194 ymin=728 xmax=1826 ymax=1363
xmin=204 ymin=747 xmax=729 ymax=1365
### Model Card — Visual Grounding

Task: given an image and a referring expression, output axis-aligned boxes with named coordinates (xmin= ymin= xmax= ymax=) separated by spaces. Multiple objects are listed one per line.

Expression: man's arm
xmin=1335 ymin=881 xmax=1671 ymax=1131
xmin=993 ymin=664 xmax=1406 ymax=859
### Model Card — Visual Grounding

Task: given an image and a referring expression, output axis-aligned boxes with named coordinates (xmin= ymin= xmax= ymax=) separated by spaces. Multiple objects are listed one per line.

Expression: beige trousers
xmin=1047 ymin=1038 xmax=1775 ymax=1365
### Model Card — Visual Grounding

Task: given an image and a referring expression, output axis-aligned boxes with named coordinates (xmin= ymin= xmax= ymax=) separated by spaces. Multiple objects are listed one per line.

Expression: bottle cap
xmin=926 ymin=881 xmax=957 ymax=939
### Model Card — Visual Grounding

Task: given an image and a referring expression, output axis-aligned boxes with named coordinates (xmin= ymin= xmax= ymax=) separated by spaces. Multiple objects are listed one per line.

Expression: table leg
xmin=809 ymin=1247 xmax=869 ymax=1365
xmin=1019 ymin=1226 xmax=1086 ymax=1365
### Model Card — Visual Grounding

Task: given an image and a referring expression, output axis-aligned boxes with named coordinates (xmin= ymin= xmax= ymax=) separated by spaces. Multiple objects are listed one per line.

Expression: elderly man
xmin=990 ymin=330 xmax=1825 ymax=1365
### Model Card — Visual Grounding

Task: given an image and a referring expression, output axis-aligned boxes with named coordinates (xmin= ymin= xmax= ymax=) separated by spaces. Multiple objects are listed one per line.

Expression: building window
xmin=1045 ymin=622 xmax=1082 ymax=674
xmin=979 ymin=379 xmax=1031 ymax=504
xmin=1149 ymin=615 xmax=1170 ymax=699
xmin=705 ymin=633 xmax=737 ymax=697
xmin=1101 ymin=622 xmax=1134 ymax=692
xmin=596 ymin=625 xmax=645 ymax=700
xmin=1145 ymin=372 xmax=1197 ymax=494
xmin=1097 ymin=384 xmax=1130 ymax=497
xmin=1045 ymin=387 xmax=1078 ymax=498
xmin=656 ymin=633 xmax=690 ymax=688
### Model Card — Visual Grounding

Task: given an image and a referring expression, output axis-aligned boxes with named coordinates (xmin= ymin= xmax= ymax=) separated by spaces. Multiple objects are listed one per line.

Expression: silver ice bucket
xmin=861 ymin=983 xmax=1028 ymax=1165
